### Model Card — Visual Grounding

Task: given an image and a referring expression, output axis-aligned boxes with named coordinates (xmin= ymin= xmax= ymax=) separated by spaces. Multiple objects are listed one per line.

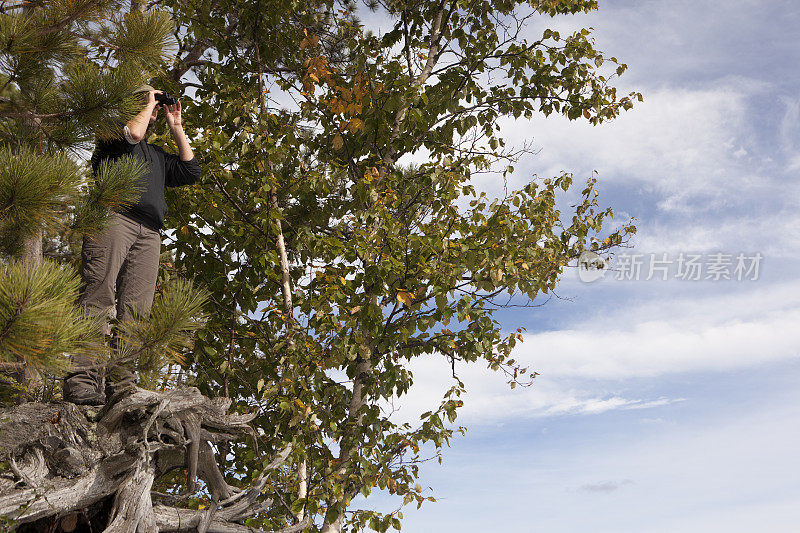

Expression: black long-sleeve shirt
xmin=90 ymin=131 xmax=201 ymax=231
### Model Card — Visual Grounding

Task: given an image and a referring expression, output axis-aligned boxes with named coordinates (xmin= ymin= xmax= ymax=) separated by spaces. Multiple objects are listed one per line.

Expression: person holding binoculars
xmin=63 ymin=85 xmax=201 ymax=405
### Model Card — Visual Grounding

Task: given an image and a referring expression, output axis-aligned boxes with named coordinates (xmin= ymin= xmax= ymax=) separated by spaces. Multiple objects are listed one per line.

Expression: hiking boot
xmin=104 ymin=368 xmax=138 ymax=401
xmin=64 ymin=386 xmax=106 ymax=406
xmin=63 ymin=372 xmax=106 ymax=406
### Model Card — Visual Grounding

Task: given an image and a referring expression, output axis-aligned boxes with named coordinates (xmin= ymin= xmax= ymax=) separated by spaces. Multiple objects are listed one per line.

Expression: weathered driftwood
xmin=0 ymin=386 xmax=305 ymax=532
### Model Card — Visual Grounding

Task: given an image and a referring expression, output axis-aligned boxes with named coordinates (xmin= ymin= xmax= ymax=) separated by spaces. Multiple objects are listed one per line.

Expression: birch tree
xmin=164 ymin=0 xmax=639 ymax=531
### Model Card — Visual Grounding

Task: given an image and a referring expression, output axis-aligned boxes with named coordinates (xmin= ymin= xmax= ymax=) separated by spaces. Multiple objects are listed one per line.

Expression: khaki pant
xmin=65 ymin=213 xmax=161 ymax=395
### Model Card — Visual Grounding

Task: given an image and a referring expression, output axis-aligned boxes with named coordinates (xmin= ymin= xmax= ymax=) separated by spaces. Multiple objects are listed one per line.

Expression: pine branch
xmin=71 ymin=154 xmax=146 ymax=236
xmin=113 ymin=277 xmax=208 ymax=387
xmin=0 ymin=259 xmax=102 ymax=373
xmin=0 ymin=146 xmax=82 ymax=255
xmin=112 ymin=9 xmax=177 ymax=73
xmin=32 ymin=0 xmax=127 ymax=37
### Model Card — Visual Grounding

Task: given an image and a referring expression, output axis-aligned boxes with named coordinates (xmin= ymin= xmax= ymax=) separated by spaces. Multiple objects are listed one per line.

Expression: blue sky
xmin=365 ymin=1 xmax=800 ymax=531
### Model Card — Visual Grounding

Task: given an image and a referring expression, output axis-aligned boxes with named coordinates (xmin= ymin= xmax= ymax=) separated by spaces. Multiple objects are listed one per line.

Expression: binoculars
xmin=155 ymin=92 xmax=178 ymax=106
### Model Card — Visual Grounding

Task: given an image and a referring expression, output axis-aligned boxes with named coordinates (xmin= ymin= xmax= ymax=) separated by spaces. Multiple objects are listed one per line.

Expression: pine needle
xmin=113 ymin=277 xmax=208 ymax=387
xmin=0 ymin=259 xmax=101 ymax=374
xmin=0 ymin=146 xmax=82 ymax=255
xmin=71 ymin=154 xmax=146 ymax=235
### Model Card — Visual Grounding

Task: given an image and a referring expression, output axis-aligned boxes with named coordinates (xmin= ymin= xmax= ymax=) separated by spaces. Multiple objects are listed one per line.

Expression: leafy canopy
xmin=159 ymin=0 xmax=638 ymax=531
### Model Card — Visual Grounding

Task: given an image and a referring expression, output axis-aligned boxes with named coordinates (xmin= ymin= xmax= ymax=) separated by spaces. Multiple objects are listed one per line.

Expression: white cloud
xmin=384 ymin=351 xmax=681 ymax=426
xmin=520 ymin=280 xmax=800 ymax=380
xmin=495 ymin=83 xmax=775 ymax=209
xmin=526 ymin=311 xmax=799 ymax=379
xmin=393 ymin=382 xmax=800 ymax=533
xmin=787 ymin=154 xmax=800 ymax=173
xmin=779 ymin=95 xmax=800 ymax=152
xmin=578 ymin=479 xmax=634 ymax=493
xmin=388 ymin=279 xmax=800 ymax=426
xmin=630 ymin=211 xmax=800 ymax=259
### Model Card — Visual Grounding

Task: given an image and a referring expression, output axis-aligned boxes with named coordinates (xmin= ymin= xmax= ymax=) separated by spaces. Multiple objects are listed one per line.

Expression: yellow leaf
xmin=257 ymin=378 xmax=265 ymax=392
xmin=348 ymin=118 xmax=364 ymax=133
xmin=396 ymin=290 xmax=414 ymax=307
xmin=333 ymin=135 xmax=343 ymax=150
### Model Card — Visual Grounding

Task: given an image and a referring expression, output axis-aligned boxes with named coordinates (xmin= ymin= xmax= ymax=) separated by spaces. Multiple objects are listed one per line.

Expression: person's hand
xmin=144 ymin=90 xmax=162 ymax=123
xmin=145 ymin=90 xmax=161 ymax=108
xmin=164 ymin=99 xmax=182 ymax=129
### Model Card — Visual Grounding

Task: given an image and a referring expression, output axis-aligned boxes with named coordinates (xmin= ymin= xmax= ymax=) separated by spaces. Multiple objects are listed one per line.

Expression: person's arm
xmin=164 ymin=99 xmax=194 ymax=161
xmin=164 ymin=150 xmax=201 ymax=187
xmin=163 ymin=98 xmax=201 ymax=186
xmin=126 ymin=90 xmax=160 ymax=143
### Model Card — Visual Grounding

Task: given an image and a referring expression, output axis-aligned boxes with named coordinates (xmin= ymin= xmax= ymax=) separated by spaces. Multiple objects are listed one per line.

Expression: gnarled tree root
xmin=0 ymin=386 xmax=300 ymax=532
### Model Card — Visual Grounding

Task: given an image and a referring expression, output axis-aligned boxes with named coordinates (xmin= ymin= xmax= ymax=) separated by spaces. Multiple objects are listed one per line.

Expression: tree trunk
xmin=253 ymin=40 xmax=307 ymax=526
xmin=21 ymin=231 xmax=42 ymax=267
xmin=13 ymin=232 xmax=44 ymax=400
xmin=0 ymin=387 xmax=308 ymax=532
